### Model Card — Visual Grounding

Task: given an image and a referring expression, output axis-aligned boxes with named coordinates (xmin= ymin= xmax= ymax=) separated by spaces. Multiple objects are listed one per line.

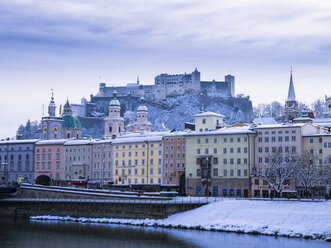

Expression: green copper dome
xmin=63 ymin=115 xmax=82 ymax=129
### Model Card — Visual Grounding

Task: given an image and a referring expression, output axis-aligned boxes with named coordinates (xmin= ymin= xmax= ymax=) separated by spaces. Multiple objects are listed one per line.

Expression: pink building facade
xmin=34 ymin=140 xmax=66 ymax=184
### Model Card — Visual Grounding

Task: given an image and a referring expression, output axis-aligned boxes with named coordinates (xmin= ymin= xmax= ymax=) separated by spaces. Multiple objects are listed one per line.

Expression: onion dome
xmin=109 ymin=90 xmax=120 ymax=107
xmin=137 ymin=97 xmax=148 ymax=113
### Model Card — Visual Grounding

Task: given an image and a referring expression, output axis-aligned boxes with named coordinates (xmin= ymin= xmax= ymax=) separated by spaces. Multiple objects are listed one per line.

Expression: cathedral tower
xmin=126 ymin=97 xmax=152 ymax=133
xmin=284 ymin=71 xmax=299 ymax=122
xmin=104 ymin=90 xmax=125 ymax=137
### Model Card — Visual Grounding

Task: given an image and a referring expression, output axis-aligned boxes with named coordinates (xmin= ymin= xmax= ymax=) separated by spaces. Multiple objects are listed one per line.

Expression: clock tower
xmin=41 ymin=90 xmax=63 ymax=140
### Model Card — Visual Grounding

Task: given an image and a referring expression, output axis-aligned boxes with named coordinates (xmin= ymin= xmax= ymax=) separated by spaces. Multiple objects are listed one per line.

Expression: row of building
xmin=1 ymin=71 xmax=331 ymax=198
xmin=1 ymin=110 xmax=330 ymax=197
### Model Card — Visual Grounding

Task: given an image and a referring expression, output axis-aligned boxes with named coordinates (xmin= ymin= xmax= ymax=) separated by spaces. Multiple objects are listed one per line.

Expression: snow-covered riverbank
xmin=31 ymin=199 xmax=331 ymax=241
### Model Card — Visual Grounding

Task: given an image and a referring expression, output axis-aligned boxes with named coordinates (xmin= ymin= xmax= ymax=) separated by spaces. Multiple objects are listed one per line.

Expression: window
xmin=197 ymin=139 xmax=201 ymax=144
xmin=214 ymin=138 xmax=218 ymax=143
xmin=265 ymin=137 xmax=269 ymax=142
xmin=237 ymin=158 xmax=241 ymax=164
xmin=213 ymin=148 xmax=217 ymax=154
xmin=265 ymin=147 xmax=269 ymax=153
xmin=230 ymin=138 xmax=233 ymax=143
xmin=285 ymin=136 xmax=289 ymax=142
xmin=230 ymin=169 xmax=234 ymax=176
xmin=202 ymin=118 xmax=206 ymax=124
xmin=292 ymin=136 xmax=296 ymax=141
xmin=223 ymin=148 xmax=227 ymax=154
xmin=197 ymin=169 xmax=201 ymax=177
xmin=223 ymin=169 xmax=227 ymax=176
xmin=213 ymin=168 xmax=218 ymax=176
xmin=237 ymin=137 xmax=241 ymax=142
xmin=224 ymin=138 xmax=227 ymax=143
xmin=230 ymin=148 xmax=234 ymax=153
xmin=278 ymin=136 xmax=283 ymax=142
xmin=223 ymin=158 xmax=227 ymax=164
xmin=272 ymin=137 xmax=276 ymax=142
xmin=205 ymin=138 xmax=209 ymax=144
xmin=244 ymin=158 xmax=248 ymax=164
xmin=237 ymin=169 xmax=241 ymax=176
xmin=244 ymin=147 xmax=248 ymax=153
xmin=292 ymin=146 xmax=296 ymax=153
xmin=197 ymin=149 xmax=201 ymax=154
xmin=258 ymin=137 xmax=262 ymax=142
xmin=237 ymin=147 xmax=241 ymax=153
xmin=258 ymin=147 xmax=262 ymax=153
xmin=258 ymin=157 xmax=262 ymax=163
xmin=213 ymin=157 xmax=218 ymax=164
xmin=230 ymin=158 xmax=234 ymax=164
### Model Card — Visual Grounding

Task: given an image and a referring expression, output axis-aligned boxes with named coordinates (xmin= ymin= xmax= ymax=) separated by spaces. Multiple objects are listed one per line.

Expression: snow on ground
xmin=31 ymin=199 xmax=331 ymax=240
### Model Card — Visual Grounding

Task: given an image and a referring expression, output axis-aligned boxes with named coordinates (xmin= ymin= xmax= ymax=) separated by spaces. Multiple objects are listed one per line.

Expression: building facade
xmin=64 ymin=140 xmax=93 ymax=181
xmin=185 ymin=126 xmax=255 ymax=197
xmin=112 ymin=135 xmax=163 ymax=185
xmin=34 ymin=140 xmax=66 ymax=184
xmin=91 ymin=139 xmax=113 ymax=184
xmin=0 ymin=140 xmax=37 ymax=184
xmin=162 ymin=132 xmax=186 ymax=186
xmin=302 ymin=134 xmax=331 ymax=198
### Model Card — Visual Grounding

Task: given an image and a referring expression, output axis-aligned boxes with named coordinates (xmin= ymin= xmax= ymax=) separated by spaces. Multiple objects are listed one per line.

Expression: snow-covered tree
xmin=257 ymin=151 xmax=298 ymax=197
xmin=295 ymin=151 xmax=320 ymax=198
xmin=311 ymin=99 xmax=325 ymax=118
xmin=16 ymin=120 xmax=41 ymax=139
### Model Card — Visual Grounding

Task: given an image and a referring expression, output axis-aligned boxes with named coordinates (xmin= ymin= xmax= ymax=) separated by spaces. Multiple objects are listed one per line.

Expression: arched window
xmin=109 ymin=126 xmax=112 ymax=133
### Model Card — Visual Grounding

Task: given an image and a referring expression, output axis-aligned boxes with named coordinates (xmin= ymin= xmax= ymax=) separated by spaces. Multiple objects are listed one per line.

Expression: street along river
xmin=0 ymin=217 xmax=329 ymax=248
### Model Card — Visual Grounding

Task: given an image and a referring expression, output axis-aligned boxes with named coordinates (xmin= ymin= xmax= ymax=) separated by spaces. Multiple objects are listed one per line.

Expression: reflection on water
xmin=0 ymin=217 xmax=329 ymax=248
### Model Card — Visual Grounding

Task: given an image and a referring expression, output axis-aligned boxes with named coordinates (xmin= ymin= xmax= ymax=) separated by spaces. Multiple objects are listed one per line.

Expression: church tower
xmin=104 ymin=90 xmax=125 ymax=137
xmin=284 ymin=71 xmax=299 ymax=122
xmin=41 ymin=90 xmax=63 ymax=140
xmin=126 ymin=97 xmax=152 ymax=133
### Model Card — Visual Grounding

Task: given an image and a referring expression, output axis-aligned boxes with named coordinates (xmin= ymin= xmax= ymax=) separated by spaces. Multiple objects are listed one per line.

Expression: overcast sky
xmin=1 ymin=0 xmax=331 ymax=138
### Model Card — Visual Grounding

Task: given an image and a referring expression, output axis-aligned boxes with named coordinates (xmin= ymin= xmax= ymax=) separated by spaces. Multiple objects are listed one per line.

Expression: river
xmin=0 ymin=217 xmax=329 ymax=248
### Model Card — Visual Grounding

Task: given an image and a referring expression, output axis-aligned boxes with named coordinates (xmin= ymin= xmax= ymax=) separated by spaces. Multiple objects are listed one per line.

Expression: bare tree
xmin=295 ymin=151 xmax=320 ymax=198
xmin=257 ymin=151 xmax=298 ymax=197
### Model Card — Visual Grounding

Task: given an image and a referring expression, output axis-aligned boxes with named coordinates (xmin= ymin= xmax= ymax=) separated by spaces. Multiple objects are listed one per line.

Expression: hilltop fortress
xmin=96 ymin=68 xmax=235 ymax=100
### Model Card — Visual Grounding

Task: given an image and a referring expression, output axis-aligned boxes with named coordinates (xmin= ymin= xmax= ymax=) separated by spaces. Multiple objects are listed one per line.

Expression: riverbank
xmin=31 ymin=199 xmax=331 ymax=241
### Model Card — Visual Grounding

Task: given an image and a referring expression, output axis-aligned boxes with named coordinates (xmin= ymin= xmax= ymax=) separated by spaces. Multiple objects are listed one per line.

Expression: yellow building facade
xmin=302 ymin=134 xmax=331 ymax=198
xmin=112 ymin=136 xmax=163 ymax=185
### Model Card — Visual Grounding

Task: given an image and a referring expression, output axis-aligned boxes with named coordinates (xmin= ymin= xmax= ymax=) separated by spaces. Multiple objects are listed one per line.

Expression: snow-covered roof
xmin=36 ymin=139 xmax=67 ymax=145
xmin=184 ymin=126 xmax=255 ymax=136
xmin=253 ymin=117 xmax=276 ymax=125
xmin=137 ymin=105 xmax=148 ymax=112
xmin=64 ymin=139 xmax=93 ymax=146
xmin=313 ymin=118 xmax=331 ymax=124
xmin=0 ymin=139 xmax=40 ymax=145
xmin=119 ymin=130 xmax=171 ymax=138
xmin=112 ymin=135 xmax=163 ymax=144
xmin=253 ymin=123 xmax=307 ymax=129
xmin=293 ymin=117 xmax=313 ymax=121
xmin=91 ymin=139 xmax=112 ymax=144
xmin=193 ymin=111 xmax=225 ymax=118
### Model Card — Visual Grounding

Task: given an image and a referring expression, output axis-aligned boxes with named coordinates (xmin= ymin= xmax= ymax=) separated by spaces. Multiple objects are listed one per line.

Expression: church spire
xmin=287 ymin=69 xmax=296 ymax=101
